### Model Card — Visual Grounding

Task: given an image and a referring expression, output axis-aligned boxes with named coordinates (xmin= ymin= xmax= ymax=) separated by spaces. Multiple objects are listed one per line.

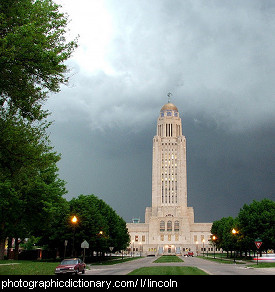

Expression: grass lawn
xmin=198 ymin=256 xmax=245 ymax=264
xmin=154 ymin=255 xmax=183 ymax=263
xmin=0 ymin=260 xmax=58 ymax=275
xmin=247 ymin=262 xmax=275 ymax=268
xmin=90 ymin=256 xmax=141 ymax=265
xmin=128 ymin=266 xmax=208 ymax=275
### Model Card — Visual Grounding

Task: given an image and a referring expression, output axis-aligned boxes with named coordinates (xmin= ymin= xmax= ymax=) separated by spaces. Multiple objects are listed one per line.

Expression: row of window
xmin=157 ymin=123 xmax=182 ymax=137
xmin=161 ymin=146 xmax=179 ymax=204
xmin=160 ymin=220 xmax=179 ymax=232
xmin=131 ymin=234 xmax=211 ymax=244
xmin=160 ymin=110 xmax=178 ymax=117
xmin=160 ymin=234 xmax=180 ymax=241
xmin=132 ymin=235 xmax=145 ymax=242
xmin=129 ymin=247 xmax=219 ymax=253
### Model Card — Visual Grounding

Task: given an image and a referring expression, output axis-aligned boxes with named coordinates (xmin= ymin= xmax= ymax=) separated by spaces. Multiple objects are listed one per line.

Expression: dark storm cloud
xmin=184 ymin=114 xmax=275 ymax=222
xmin=47 ymin=0 xmax=275 ymax=222
xmin=106 ymin=0 xmax=275 ymax=131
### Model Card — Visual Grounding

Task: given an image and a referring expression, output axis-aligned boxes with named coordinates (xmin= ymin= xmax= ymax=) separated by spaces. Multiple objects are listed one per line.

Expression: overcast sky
xmin=46 ymin=0 xmax=275 ymax=223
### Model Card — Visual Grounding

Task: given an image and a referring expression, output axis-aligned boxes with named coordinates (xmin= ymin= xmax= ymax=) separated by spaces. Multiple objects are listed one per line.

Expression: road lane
xmin=85 ymin=256 xmax=275 ymax=275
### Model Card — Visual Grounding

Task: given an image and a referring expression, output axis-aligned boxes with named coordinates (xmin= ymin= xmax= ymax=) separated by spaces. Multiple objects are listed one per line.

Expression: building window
xmin=168 ymin=235 xmax=171 ymax=241
xmin=160 ymin=220 xmax=165 ymax=232
xmin=167 ymin=220 xmax=172 ymax=232
xmin=142 ymin=235 xmax=145 ymax=242
xmin=135 ymin=235 xmax=138 ymax=242
xmin=174 ymin=220 xmax=179 ymax=231
xmin=160 ymin=235 xmax=164 ymax=241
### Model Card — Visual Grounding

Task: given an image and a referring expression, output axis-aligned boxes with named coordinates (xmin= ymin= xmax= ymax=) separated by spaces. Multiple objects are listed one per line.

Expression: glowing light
xmin=71 ymin=216 xmax=78 ymax=223
xmin=232 ymin=228 xmax=238 ymax=235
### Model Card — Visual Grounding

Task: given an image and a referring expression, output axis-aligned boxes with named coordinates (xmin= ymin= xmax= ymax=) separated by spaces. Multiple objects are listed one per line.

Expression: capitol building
xmin=127 ymin=101 xmax=212 ymax=255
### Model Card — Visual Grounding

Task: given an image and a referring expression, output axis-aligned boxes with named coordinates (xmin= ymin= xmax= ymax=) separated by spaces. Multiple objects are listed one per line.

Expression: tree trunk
xmin=0 ymin=237 xmax=5 ymax=260
xmin=14 ymin=238 xmax=19 ymax=260
xmin=7 ymin=237 xmax=13 ymax=259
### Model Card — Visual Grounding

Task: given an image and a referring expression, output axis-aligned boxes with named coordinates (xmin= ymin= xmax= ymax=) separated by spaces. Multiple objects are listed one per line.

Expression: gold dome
xmin=161 ymin=102 xmax=178 ymax=112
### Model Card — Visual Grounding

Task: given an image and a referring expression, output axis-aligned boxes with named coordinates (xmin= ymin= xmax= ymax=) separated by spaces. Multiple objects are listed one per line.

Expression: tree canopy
xmin=69 ymin=195 xmax=130 ymax=255
xmin=0 ymin=0 xmax=78 ymax=121
xmin=211 ymin=199 xmax=275 ymax=254
xmin=38 ymin=194 xmax=130 ymax=258
xmin=0 ymin=0 xmax=77 ymax=259
xmin=0 ymin=109 xmax=67 ymax=259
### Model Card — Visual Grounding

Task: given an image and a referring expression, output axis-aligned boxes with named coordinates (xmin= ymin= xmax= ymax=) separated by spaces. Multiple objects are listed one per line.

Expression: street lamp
xmin=71 ymin=215 xmax=78 ymax=257
xmin=71 ymin=216 xmax=78 ymax=224
xmin=202 ymin=239 xmax=205 ymax=257
xmin=231 ymin=228 xmax=238 ymax=263
xmin=132 ymin=240 xmax=135 ymax=257
xmin=232 ymin=228 xmax=237 ymax=235
xmin=212 ymin=235 xmax=217 ymax=259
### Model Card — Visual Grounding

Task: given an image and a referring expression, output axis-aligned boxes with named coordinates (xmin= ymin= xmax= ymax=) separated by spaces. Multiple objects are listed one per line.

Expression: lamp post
xmin=109 ymin=246 xmax=114 ymax=259
xmin=212 ymin=235 xmax=217 ymax=259
xmin=202 ymin=239 xmax=205 ymax=257
xmin=71 ymin=215 xmax=78 ymax=257
xmin=196 ymin=241 xmax=199 ymax=256
xmin=132 ymin=240 xmax=135 ymax=257
xmin=231 ymin=228 xmax=238 ymax=263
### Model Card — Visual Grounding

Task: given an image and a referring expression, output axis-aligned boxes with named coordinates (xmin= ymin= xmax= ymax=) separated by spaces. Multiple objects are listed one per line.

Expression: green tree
xmin=68 ymin=194 xmax=130 ymax=258
xmin=0 ymin=0 xmax=77 ymax=259
xmin=238 ymin=199 xmax=275 ymax=251
xmin=0 ymin=112 xmax=67 ymax=259
xmin=0 ymin=0 xmax=78 ymax=121
xmin=93 ymin=197 xmax=130 ymax=252
xmin=37 ymin=196 xmax=71 ymax=258
xmin=211 ymin=216 xmax=237 ymax=256
xmin=69 ymin=195 xmax=109 ymax=256
xmin=211 ymin=199 xmax=275 ymax=258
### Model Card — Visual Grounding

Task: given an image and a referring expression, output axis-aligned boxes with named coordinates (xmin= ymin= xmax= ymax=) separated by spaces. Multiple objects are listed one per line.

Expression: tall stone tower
xmin=151 ymin=102 xmax=187 ymax=210
xmin=127 ymin=101 xmax=212 ymax=255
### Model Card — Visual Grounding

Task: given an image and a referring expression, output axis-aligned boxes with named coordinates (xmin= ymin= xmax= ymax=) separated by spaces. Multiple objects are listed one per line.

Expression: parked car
xmin=55 ymin=258 xmax=86 ymax=274
xmin=184 ymin=252 xmax=194 ymax=257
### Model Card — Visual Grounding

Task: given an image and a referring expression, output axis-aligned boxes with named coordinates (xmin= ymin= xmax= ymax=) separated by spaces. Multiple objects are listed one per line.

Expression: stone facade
xmin=127 ymin=102 xmax=212 ymax=255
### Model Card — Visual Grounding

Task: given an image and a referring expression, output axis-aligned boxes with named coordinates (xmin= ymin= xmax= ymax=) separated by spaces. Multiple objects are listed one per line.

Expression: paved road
xmin=85 ymin=256 xmax=275 ymax=275
xmin=181 ymin=256 xmax=275 ymax=275
xmin=86 ymin=257 xmax=154 ymax=275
